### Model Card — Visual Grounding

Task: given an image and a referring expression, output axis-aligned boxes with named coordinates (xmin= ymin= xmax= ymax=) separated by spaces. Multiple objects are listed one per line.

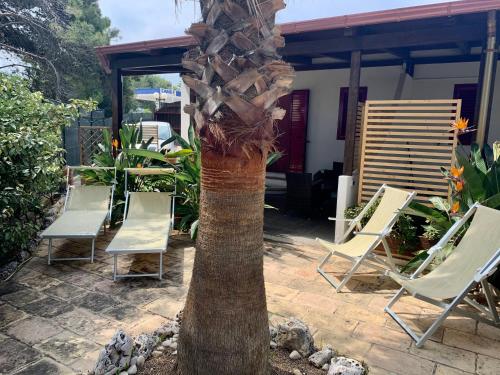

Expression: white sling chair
xmin=385 ymin=203 xmax=500 ymax=348
xmin=317 ymin=184 xmax=416 ymax=292
xmin=106 ymin=168 xmax=175 ymax=280
xmin=42 ymin=166 xmax=116 ymax=264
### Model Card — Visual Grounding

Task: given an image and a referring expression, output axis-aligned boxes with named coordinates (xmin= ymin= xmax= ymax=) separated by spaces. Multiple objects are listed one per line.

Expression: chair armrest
xmin=353 ymin=230 xmax=386 ymax=237
xmin=328 ymin=217 xmax=358 ymax=222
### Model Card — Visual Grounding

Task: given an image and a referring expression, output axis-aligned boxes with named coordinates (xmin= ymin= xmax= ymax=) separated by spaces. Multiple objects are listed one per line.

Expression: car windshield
xmin=158 ymin=124 xmax=172 ymax=139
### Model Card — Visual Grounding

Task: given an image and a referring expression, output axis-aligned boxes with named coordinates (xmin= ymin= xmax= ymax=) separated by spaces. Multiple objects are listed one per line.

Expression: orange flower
xmin=451 ymin=201 xmax=460 ymax=214
xmin=451 ymin=117 xmax=469 ymax=132
xmin=453 ymin=180 xmax=464 ymax=192
xmin=136 ymin=163 xmax=143 ymax=168
xmin=450 ymin=165 xmax=464 ymax=179
xmin=112 ymin=139 xmax=119 ymax=149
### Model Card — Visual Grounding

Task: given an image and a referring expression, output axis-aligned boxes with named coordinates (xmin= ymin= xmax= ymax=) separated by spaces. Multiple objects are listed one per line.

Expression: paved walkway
xmin=1 ymin=224 xmax=499 ymax=374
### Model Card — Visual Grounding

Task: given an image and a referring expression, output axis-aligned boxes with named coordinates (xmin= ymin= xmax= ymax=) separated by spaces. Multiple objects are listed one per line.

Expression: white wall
xmin=294 ymin=62 xmax=500 ymax=174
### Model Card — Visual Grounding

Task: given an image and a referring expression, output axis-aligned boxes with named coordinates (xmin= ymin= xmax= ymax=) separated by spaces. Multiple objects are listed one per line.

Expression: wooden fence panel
xmin=358 ymin=100 xmax=460 ymax=204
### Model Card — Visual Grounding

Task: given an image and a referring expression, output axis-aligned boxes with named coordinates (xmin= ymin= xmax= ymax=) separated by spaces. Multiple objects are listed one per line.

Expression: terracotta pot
xmin=374 ymin=237 xmax=415 ymax=261
xmin=419 ymin=236 xmax=438 ymax=250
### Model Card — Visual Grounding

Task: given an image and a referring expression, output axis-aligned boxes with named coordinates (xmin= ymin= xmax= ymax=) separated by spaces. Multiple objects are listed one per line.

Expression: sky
xmin=97 ymin=0 xmax=451 ymax=84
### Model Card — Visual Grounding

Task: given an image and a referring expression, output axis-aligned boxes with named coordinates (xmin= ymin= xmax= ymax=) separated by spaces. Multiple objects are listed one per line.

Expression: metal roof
xmin=96 ymin=0 xmax=500 ymax=73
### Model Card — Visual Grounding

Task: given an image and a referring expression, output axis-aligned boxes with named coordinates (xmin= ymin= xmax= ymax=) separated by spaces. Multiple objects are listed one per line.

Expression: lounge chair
xmin=106 ymin=168 xmax=175 ymax=280
xmin=317 ymin=184 xmax=416 ymax=292
xmin=42 ymin=166 xmax=115 ymax=264
xmin=385 ymin=203 xmax=500 ymax=347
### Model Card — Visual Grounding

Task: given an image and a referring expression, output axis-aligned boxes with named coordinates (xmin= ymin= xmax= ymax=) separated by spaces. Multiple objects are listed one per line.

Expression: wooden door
xmin=268 ymin=90 xmax=310 ymax=173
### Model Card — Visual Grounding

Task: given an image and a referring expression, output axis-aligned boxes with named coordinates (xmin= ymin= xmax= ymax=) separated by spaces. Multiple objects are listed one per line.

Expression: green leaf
xmin=400 ymin=250 xmax=429 ymax=273
xmin=483 ymin=192 xmax=500 ymax=209
xmin=124 ymin=148 xmax=166 ymax=162
xmin=190 ymin=219 xmax=199 ymax=240
xmin=166 ymin=149 xmax=194 ymax=158
xmin=471 ymin=143 xmax=488 ymax=174
xmin=429 ymin=197 xmax=450 ymax=213
xmin=267 ymin=151 xmax=282 ymax=167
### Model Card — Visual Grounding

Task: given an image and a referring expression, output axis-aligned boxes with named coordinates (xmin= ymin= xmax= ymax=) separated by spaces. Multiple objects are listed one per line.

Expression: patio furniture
xmin=317 ymin=184 xmax=416 ymax=292
xmin=385 ymin=204 xmax=500 ymax=348
xmin=41 ymin=166 xmax=116 ymax=264
xmin=106 ymin=168 xmax=175 ymax=280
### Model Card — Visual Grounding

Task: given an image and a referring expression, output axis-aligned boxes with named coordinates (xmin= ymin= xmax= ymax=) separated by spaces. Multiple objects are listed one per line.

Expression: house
xmin=96 ymin=0 xmax=499 ymax=179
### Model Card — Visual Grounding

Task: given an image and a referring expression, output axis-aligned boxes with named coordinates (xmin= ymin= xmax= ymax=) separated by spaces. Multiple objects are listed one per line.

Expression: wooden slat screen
xmin=358 ymin=100 xmax=460 ymax=204
xmin=353 ymin=103 xmax=365 ymax=173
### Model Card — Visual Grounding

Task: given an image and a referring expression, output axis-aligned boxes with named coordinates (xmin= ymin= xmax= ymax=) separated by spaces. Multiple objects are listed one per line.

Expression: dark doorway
xmin=453 ymin=83 xmax=478 ymax=145
xmin=337 ymin=86 xmax=368 ymax=140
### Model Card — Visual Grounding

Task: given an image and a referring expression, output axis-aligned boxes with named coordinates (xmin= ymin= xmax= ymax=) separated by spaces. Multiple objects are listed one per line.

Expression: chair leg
xmin=386 ymin=288 xmax=468 ymax=348
xmin=159 ymin=252 xmax=163 ymax=280
xmin=113 ymin=255 xmax=118 ymax=281
xmin=317 ymin=251 xmax=341 ymax=289
xmin=482 ymin=280 xmax=500 ymax=323
xmin=91 ymin=239 xmax=95 ymax=263
xmin=48 ymin=239 xmax=52 ymax=265
xmin=336 ymin=257 xmax=364 ymax=292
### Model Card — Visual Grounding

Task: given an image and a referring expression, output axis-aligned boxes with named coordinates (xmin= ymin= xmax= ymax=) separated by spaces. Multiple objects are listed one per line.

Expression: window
xmin=337 ymin=87 xmax=368 ymax=140
xmin=453 ymin=84 xmax=477 ymax=145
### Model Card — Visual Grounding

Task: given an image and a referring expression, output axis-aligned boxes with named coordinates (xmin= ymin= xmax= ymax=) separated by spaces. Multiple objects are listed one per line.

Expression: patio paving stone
xmin=364 ymin=345 xmax=435 ymax=375
xmin=443 ymin=329 xmax=500 ymax=360
xmin=6 ymin=316 xmax=63 ymax=345
xmin=476 ymin=354 xmax=500 ymax=375
xmin=43 ymin=282 xmax=87 ymax=301
xmin=408 ymin=339 xmax=476 ymax=373
xmin=0 ymin=214 xmax=498 ymax=374
xmin=12 ymin=358 xmax=74 ymax=375
xmin=435 ymin=364 xmax=474 ymax=375
xmin=20 ymin=296 xmax=74 ymax=318
xmin=0 ymin=303 xmax=27 ymax=328
xmin=0 ymin=336 xmax=41 ymax=374
xmin=75 ymin=291 xmax=120 ymax=312
xmin=34 ymin=331 xmax=100 ymax=364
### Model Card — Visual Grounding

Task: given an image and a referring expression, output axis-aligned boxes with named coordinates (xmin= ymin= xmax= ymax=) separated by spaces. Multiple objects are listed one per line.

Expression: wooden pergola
xmin=96 ymin=0 xmax=499 ymax=174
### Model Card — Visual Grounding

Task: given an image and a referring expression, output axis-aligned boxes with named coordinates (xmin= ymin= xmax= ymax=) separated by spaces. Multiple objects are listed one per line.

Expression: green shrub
xmin=80 ymin=123 xmax=177 ymax=227
xmin=0 ymin=73 xmax=93 ymax=264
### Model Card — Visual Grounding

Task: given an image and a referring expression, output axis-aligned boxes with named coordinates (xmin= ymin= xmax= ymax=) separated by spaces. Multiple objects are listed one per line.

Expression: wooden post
xmin=476 ymin=10 xmax=497 ymax=147
xmin=111 ymin=68 xmax=123 ymax=143
xmin=343 ymin=50 xmax=362 ymax=175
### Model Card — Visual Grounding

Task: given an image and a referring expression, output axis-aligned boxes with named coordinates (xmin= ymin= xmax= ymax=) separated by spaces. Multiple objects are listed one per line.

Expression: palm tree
xmin=175 ymin=0 xmax=294 ymax=374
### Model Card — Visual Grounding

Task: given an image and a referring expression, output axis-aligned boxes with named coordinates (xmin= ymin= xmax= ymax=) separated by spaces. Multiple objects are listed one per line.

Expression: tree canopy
xmin=0 ymin=0 xmax=118 ymax=109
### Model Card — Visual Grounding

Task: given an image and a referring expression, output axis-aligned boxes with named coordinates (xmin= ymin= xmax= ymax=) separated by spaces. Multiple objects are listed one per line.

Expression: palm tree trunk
xmin=176 ymin=0 xmax=293 ymax=372
xmin=177 ymin=145 xmax=269 ymax=375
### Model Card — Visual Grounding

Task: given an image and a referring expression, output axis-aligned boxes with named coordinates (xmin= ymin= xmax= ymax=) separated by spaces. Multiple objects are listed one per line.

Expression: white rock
xmin=270 ymin=341 xmax=277 ymax=349
xmin=289 ymin=350 xmax=302 ymax=360
xmin=130 ymin=357 xmax=137 ymax=367
xmin=172 ymin=350 xmax=177 ymax=355
xmin=136 ymin=356 xmax=145 ymax=368
xmin=119 ymin=372 xmax=128 ymax=375
xmin=152 ymin=350 xmax=163 ymax=358
xmin=328 ymin=357 xmax=365 ymax=375
xmin=169 ymin=342 xmax=178 ymax=350
xmin=309 ymin=348 xmax=334 ymax=368
xmin=162 ymin=339 xmax=171 ymax=347
xmin=127 ymin=364 xmax=137 ymax=375
xmin=276 ymin=318 xmax=315 ymax=357
xmin=322 ymin=363 xmax=330 ymax=371
xmin=292 ymin=369 xmax=302 ymax=375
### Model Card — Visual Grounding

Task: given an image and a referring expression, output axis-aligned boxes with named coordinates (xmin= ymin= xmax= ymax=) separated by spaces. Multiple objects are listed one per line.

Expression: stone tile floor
xmin=1 ymin=223 xmax=499 ymax=375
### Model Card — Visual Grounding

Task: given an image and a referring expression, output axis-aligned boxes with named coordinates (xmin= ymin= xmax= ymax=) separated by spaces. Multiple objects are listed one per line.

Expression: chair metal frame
xmin=385 ymin=203 xmax=500 ymax=347
xmin=111 ymin=168 xmax=175 ymax=281
xmin=46 ymin=166 xmax=116 ymax=264
xmin=317 ymin=184 xmax=416 ymax=292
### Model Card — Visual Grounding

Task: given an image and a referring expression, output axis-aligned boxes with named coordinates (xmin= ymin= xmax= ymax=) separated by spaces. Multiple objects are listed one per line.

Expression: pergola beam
xmin=282 ymin=24 xmax=486 ymax=56
xmin=110 ymin=54 xmax=184 ymax=69
xmin=343 ymin=50 xmax=362 ymax=175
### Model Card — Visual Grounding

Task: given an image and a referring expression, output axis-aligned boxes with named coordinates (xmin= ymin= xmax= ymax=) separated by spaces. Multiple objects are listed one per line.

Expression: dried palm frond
xmin=181 ymin=0 xmax=295 ymax=155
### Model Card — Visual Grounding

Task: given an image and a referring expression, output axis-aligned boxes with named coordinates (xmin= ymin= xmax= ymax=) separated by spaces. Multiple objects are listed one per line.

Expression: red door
xmin=268 ymin=90 xmax=310 ymax=173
